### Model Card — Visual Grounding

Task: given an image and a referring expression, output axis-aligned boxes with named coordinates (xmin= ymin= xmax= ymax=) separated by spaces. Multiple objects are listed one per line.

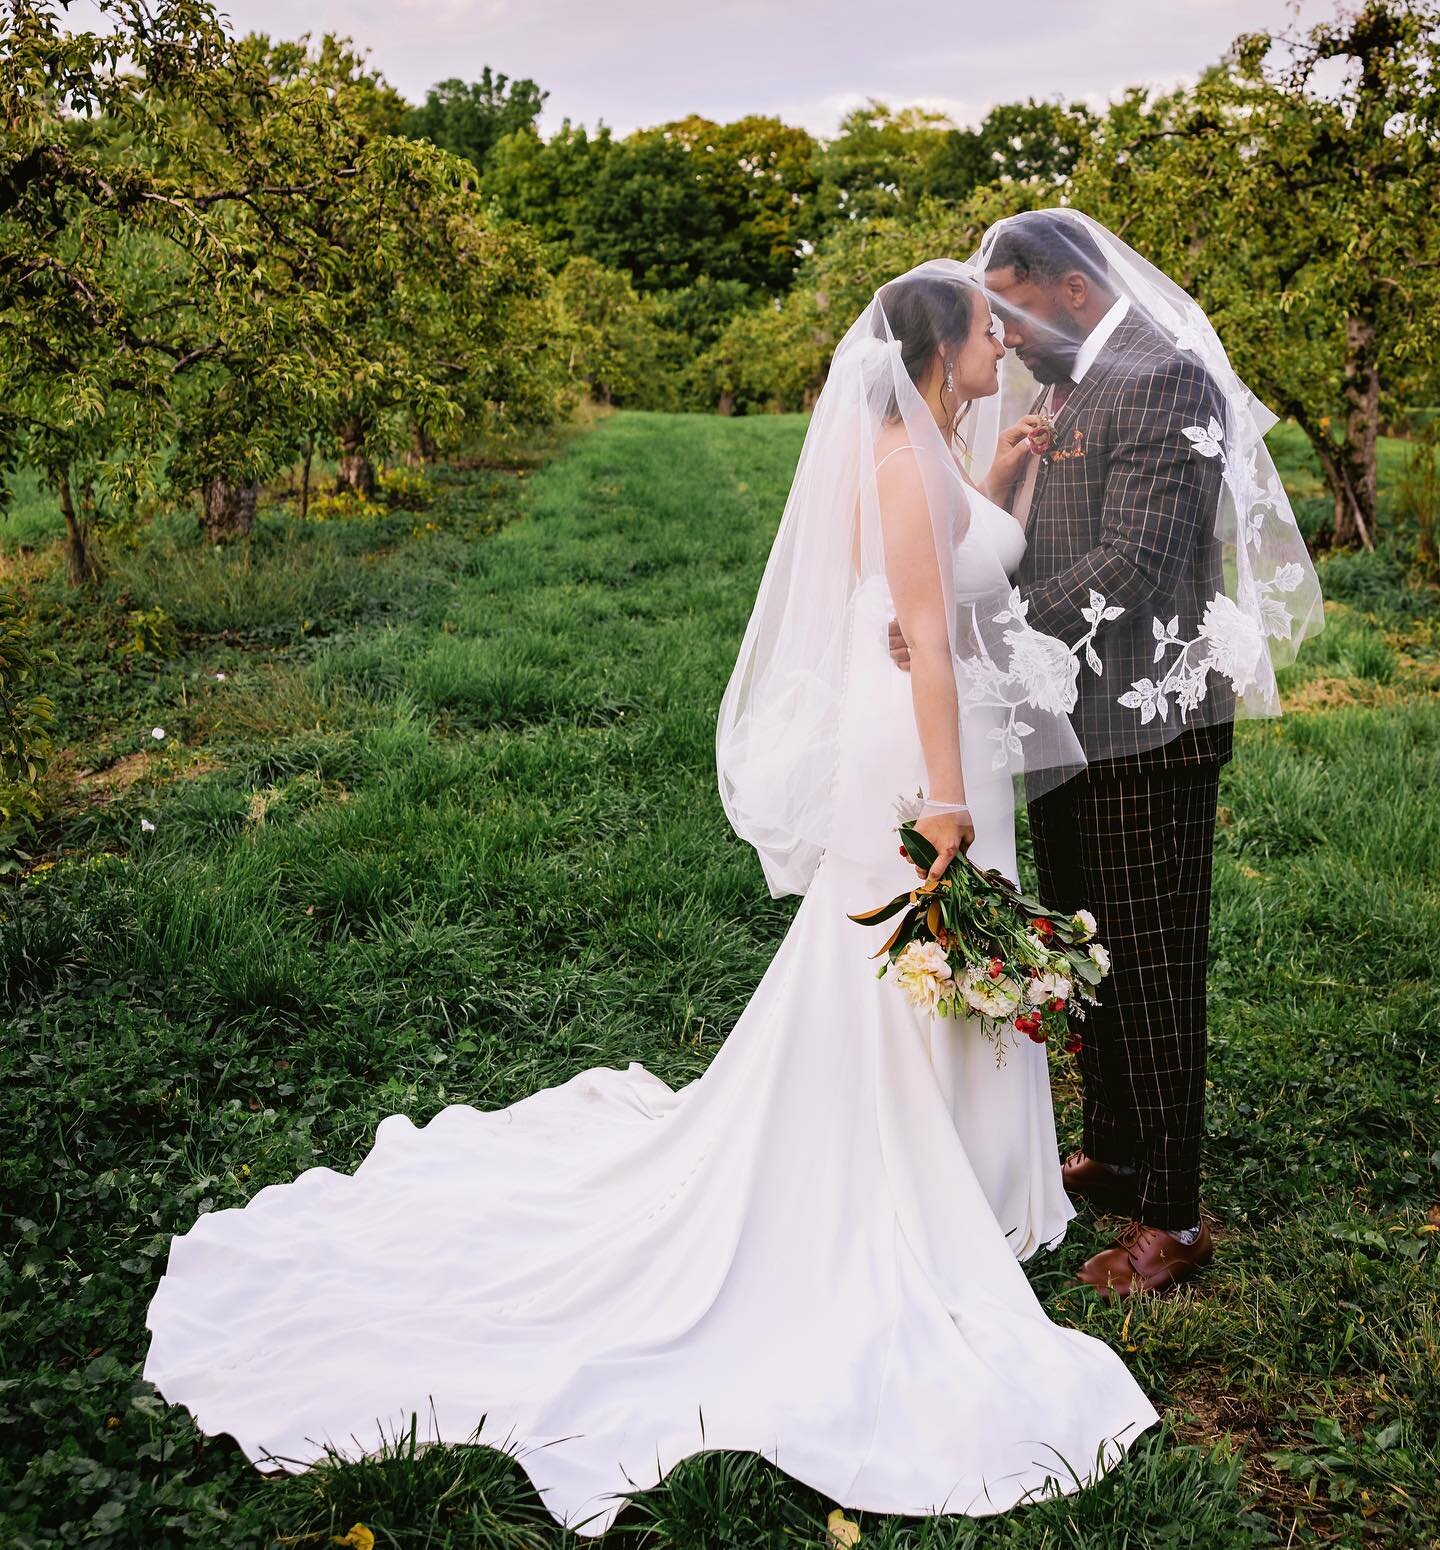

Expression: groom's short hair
xmin=987 ymin=212 xmax=1111 ymax=294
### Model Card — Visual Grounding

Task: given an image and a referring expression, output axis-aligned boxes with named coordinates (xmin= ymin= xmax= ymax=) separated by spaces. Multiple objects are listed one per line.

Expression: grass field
xmin=3 ymin=412 xmax=1438 ymax=1549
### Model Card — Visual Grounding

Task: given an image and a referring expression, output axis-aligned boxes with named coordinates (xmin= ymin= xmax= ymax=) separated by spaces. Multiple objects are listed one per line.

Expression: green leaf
xmin=847 ymin=892 xmax=915 ymax=927
xmin=898 ymin=822 xmax=938 ymax=872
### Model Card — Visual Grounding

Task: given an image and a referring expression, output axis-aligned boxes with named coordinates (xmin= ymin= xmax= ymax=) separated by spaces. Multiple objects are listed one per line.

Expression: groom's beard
xmin=1022 ymin=340 xmax=1080 ymax=385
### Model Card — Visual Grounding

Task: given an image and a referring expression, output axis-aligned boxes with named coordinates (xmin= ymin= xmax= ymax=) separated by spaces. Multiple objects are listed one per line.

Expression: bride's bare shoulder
xmin=872 ymin=431 xmax=926 ymax=484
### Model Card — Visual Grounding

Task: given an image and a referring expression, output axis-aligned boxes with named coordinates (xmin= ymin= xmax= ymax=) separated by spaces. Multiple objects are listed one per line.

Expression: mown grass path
xmin=3 ymin=412 xmax=1438 ymax=1548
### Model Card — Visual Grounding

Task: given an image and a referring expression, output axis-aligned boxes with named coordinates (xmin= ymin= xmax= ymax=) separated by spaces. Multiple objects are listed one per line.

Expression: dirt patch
xmin=74 ymin=750 xmax=222 ymax=795
xmin=1169 ymin=1370 xmax=1384 ymax=1541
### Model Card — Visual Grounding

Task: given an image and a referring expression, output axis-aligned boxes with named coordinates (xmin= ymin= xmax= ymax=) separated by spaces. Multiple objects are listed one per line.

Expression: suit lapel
xmin=1048 ymin=313 xmax=1152 ymax=443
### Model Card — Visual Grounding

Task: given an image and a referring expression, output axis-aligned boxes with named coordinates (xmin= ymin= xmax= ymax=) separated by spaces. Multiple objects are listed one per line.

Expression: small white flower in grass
xmin=140 ymin=818 xmax=156 ymax=833
xmin=212 ymin=672 xmax=227 ymax=682
xmin=1072 ymin=908 xmax=1098 ymax=941
xmin=892 ymin=940 xmax=954 ymax=1015
xmin=1088 ymin=943 xmax=1111 ymax=974
xmin=150 ymin=726 xmax=165 ymax=741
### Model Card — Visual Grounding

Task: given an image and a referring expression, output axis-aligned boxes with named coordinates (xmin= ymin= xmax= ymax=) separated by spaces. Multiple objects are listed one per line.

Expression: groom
xmin=892 ymin=211 xmax=1230 ymax=1297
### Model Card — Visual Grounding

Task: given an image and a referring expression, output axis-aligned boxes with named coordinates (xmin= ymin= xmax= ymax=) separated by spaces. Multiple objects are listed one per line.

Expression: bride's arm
xmin=877 ymin=455 xmax=975 ymax=879
xmin=982 ymin=415 xmax=1048 ymax=513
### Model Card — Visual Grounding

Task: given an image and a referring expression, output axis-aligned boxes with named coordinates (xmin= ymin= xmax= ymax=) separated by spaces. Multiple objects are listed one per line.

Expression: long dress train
xmin=142 ymin=492 xmax=1159 ymax=1536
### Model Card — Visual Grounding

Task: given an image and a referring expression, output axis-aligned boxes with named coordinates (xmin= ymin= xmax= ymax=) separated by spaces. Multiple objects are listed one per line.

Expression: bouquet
xmin=848 ymin=796 xmax=1112 ymax=1062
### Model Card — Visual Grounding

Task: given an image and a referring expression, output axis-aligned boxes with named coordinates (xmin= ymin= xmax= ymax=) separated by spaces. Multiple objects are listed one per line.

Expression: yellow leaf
xmin=333 ymin=1527 xmax=374 ymax=1550
xmin=826 ymin=1507 xmax=861 ymax=1547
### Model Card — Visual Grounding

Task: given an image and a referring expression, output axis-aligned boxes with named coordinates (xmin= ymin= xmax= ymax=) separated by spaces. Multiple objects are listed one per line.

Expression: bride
xmin=143 ymin=260 xmax=1159 ymax=1536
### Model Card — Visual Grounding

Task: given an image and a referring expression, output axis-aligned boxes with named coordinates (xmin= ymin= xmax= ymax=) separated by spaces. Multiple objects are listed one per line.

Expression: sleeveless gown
xmin=142 ymin=488 xmax=1159 ymax=1536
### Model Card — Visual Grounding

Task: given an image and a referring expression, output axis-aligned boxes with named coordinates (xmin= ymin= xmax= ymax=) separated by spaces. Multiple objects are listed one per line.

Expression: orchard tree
xmin=690 ymin=183 xmax=1035 ymax=413
xmin=624 ymin=116 xmax=820 ymax=294
xmin=1073 ymin=0 xmax=1440 ymax=548
xmin=1 ymin=4 xmax=561 ymax=571
xmin=0 ymin=0 xmax=234 ymax=578
xmin=552 ymin=256 xmax=672 ymax=407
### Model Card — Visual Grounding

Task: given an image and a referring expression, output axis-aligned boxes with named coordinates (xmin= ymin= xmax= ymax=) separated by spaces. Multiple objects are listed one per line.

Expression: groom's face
xmin=983 ymin=266 xmax=1085 ymax=385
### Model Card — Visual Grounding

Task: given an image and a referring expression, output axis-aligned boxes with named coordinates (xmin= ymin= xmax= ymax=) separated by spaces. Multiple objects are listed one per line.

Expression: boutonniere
xmin=1049 ymin=426 xmax=1086 ymax=462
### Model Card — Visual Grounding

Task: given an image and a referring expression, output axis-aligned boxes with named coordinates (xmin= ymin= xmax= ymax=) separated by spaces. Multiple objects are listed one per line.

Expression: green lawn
xmin=2 ymin=413 xmax=1438 ymax=1548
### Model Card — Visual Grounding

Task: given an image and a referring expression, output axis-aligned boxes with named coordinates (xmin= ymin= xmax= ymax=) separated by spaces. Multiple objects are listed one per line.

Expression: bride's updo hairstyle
xmin=873 ymin=272 xmax=975 ymax=424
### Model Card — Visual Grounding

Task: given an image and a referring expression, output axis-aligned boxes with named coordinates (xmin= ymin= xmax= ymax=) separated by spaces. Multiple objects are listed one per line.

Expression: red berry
xmin=1047 ymin=997 xmax=1067 ymax=1013
xmin=987 ymin=957 xmax=1004 ymax=980
xmin=1064 ymin=1032 xmax=1083 ymax=1055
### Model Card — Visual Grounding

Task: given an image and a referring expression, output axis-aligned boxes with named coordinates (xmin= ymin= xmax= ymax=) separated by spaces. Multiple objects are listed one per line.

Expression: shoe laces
xmin=1116 ymin=1220 xmax=1150 ymax=1250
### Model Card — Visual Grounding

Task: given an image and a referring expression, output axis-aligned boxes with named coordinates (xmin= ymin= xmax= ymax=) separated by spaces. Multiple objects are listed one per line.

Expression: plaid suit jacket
xmin=1013 ymin=311 xmax=1234 ymax=773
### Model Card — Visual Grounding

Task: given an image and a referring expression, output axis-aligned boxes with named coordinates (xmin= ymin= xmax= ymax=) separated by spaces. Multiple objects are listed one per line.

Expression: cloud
xmin=73 ymin=0 xmax=1342 ymax=136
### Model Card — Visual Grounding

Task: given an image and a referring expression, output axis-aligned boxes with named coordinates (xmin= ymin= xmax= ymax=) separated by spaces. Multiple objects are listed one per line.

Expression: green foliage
xmin=485 ymin=115 xmax=820 ymax=297
xmin=553 ymin=256 xmax=675 ymax=408
xmin=119 ymin=607 xmax=178 ymax=659
xmin=401 ymin=68 xmax=547 ymax=171
xmin=815 ymin=99 xmax=1096 ymax=219
xmin=0 ymin=4 xmax=562 ymax=575
xmin=1071 ymin=0 xmax=1440 ymax=547
xmin=924 ymin=99 xmax=1097 ymax=204
xmin=0 ymin=589 xmax=56 ymax=865
xmin=814 ymin=101 xmax=953 ymax=220
xmin=688 ymin=184 xmax=1037 ymax=413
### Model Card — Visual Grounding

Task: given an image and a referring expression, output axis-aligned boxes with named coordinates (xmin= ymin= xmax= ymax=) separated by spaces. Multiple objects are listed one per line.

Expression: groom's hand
xmin=887 ymin=618 xmax=911 ymax=672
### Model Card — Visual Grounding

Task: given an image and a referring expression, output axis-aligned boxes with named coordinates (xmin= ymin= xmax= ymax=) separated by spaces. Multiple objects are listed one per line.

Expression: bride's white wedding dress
xmin=143 ymin=488 xmax=1159 ymax=1536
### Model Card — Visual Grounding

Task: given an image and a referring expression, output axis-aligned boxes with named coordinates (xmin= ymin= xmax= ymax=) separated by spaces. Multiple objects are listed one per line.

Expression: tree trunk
xmin=1331 ymin=315 xmax=1379 ymax=551
xmin=201 ymin=478 xmax=258 ymax=543
xmin=300 ymin=437 xmax=313 ymax=521
xmin=58 ymin=473 xmax=99 ymax=586
xmin=336 ymin=417 xmax=376 ymax=497
xmin=404 ymin=421 xmax=437 ymax=468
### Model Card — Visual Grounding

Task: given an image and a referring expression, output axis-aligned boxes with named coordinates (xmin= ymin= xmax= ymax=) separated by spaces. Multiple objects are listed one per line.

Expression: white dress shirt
xmin=1070 ymin=295 xmax=1130 ymax=383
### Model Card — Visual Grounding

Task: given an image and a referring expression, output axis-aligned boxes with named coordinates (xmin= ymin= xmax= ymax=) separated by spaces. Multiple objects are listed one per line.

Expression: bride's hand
xmin=913 ymin=806 xmax=975 ymax=882
xmin=983 ymin=415 xmax=1048 ymax=502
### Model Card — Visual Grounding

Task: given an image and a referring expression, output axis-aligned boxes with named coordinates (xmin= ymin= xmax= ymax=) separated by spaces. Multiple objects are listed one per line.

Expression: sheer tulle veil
xmin=715 ymin=260 xmax=1088 ymax=898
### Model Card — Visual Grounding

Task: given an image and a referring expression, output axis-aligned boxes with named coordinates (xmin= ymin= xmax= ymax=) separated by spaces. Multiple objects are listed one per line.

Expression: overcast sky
xmin=86 ymin=0 xmax=1343 ymax=136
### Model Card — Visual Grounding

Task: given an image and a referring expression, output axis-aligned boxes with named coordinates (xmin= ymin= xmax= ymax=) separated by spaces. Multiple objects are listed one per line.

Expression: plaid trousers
xmin=1028 ymin=760 xmax=1222 ymax=1230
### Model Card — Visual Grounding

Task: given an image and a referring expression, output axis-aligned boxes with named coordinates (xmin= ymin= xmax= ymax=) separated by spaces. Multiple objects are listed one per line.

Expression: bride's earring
xmin=943 ymin=357 xmax=955 ymax=397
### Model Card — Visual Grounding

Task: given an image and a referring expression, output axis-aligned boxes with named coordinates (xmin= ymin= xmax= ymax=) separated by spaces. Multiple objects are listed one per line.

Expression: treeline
xmin=3 ymin=0 xmax=1438 ymax=580
xmin=429 ymin=2 xmax=1439 ymax=553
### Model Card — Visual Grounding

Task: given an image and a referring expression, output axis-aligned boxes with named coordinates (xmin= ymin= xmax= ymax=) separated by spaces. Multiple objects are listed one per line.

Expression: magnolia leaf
xmin=899 ymin=823 xmax=938 ymax=872
xmin=847 ymin=894 xmax=912 ymax=927
xmin=870 ymin=905 xmax=921 ymax=960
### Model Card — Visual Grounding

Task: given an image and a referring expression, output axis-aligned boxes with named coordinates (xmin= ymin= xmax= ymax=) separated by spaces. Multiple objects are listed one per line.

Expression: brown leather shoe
xmin=1076 ymin=1220 xmax=1214 ymax=1298
xmin=1060 ymin=1151 xmax=1140 ymax=1215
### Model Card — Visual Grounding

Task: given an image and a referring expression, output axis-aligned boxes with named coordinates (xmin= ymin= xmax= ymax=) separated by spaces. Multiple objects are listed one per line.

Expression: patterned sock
xmin=1170 ymin=1224 xmax=1202 ymax=1245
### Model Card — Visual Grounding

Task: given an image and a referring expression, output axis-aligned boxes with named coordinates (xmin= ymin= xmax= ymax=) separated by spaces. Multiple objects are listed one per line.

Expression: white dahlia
xmin=892 ymin=940 xmax=954 ymax=1015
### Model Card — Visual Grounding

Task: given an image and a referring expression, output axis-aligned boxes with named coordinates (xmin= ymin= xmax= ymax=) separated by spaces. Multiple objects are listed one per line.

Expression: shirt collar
xmin=1070 ymin=295 xmax=1130 ymax=383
